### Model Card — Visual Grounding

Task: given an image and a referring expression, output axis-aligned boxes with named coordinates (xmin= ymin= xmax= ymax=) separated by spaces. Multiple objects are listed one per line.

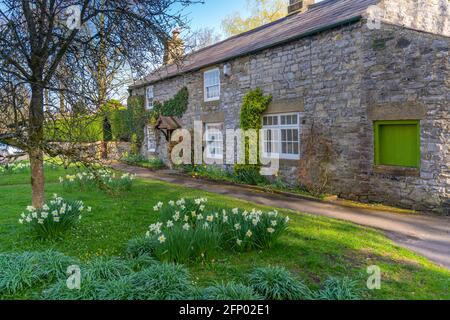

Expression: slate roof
xmin=131 ymin=0 xmax=378 ymax=88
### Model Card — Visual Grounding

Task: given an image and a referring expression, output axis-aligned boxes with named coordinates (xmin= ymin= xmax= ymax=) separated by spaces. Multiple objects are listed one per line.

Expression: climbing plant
xmin=149 ymin=87 xmax=189 ymax=124
xmin=234 ymin=88 xmax=272 ymax=185
xmin=119 ymin=95 xmax=150 ymax=153
xmin=239 ymin=88 xmax=272 ymax=131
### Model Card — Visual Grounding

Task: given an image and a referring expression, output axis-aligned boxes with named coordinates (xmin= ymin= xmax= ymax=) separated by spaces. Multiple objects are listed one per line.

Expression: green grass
xmin=0 ymin=167 xmax=449 ymax=300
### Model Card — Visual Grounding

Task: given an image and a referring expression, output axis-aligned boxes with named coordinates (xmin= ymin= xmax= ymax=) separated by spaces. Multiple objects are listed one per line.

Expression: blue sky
xmin=179 ymin=0 xmax=249 ymax=36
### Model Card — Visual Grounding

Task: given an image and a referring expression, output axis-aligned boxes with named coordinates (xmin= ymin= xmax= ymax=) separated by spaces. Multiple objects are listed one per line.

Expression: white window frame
xmin=203 ymin=68 xmax=220 ymax=102
xmin=262 ymin=113 xmax=301 ymax=160
xmin=145 ymin=86 xmax=154 ymax=110
xmin=147 ymin=126 xmax=156 ymax=152
xmin=205 ymin=122 xmax=223 ymax=160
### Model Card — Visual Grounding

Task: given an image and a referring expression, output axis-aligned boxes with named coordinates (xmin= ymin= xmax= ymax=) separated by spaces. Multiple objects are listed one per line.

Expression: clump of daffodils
xmin=59 ymin=169 xmax=135 ymax=191
xmin=19 ymin=194 xmax=92 ymax=239
xmin=0 ymin=161 xmax=30 ymax=174
xmin=145 ymin=197 xmax=289 ymax=263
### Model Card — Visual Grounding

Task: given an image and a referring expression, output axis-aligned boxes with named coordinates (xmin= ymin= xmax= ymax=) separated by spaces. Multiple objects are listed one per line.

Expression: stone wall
xmin=360 ymin=22 xmax=450 ymax=213
xmin=130 ymin=1 xmax=449 ymax=213
xmin=374 ymin=0 xmax=450 ymax=37
xmin=133 ymin=22 xmax=365 ymax=185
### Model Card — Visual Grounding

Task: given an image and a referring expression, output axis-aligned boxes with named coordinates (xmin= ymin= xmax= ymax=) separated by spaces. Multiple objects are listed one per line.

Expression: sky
xmin=178 ymin=0 xmax=325 ymax=36
xmin=177 ymin=0 xmax=250 ymax=36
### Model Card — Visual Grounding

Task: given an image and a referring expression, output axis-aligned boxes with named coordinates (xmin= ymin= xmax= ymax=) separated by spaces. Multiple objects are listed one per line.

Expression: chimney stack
xmin=288 ymin=0 xmax=315 ymax=15
xmin=163 ymin=28 xmax=185 ymax=65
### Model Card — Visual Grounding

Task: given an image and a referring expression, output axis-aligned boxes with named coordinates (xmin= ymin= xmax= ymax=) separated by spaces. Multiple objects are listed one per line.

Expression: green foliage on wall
xmin=45 ymin=98 xmax=149 ymax=146
xmin=234 ymin=88 xmax=272 ymax=183
xmin=150 ymin=87 xmax=189 ymax=123
xmin=103 ymin=100 xmax=128 ymax=142
xmin=122 ymin=96 xmax=150 ymax=152
xmin=239 ymin=88 xmax=272 ymax=130
xmin=45 ymin=116 xmax=104 ymax=143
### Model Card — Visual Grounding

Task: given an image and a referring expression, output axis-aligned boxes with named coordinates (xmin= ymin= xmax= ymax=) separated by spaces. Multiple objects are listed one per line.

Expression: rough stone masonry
xmin=130 ymin=0 xmax=450 ymax=214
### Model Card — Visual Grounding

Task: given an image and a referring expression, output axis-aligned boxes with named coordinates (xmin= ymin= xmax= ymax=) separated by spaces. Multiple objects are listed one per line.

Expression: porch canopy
xmin=155 ymin=116 xmax=181 ymax=141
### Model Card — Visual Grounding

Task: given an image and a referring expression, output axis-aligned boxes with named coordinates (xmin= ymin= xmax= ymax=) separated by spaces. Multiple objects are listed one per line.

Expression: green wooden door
xmin=374 ymin=120 xmax=420 ymax=168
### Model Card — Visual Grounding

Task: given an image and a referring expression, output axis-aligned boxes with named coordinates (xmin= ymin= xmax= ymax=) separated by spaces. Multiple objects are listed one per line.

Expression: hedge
xmin=44 ymin=99 xmax=143 ymax=143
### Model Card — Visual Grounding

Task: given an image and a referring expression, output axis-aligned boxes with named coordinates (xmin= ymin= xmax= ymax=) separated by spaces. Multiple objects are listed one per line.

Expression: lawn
xmin=0 ymin=166 xmax=449 ymax=300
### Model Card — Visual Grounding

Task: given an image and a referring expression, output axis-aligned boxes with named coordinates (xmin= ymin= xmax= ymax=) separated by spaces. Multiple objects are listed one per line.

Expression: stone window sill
xmin=373 ymin=165 xmax=420 ymax=177
xmin=202 ymin=100 xmax=221 ymax=109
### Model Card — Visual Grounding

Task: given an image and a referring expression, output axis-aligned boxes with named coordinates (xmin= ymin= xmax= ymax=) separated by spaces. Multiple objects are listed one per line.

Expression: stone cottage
xmin=129 ymin=0 xmax=450 ymax=214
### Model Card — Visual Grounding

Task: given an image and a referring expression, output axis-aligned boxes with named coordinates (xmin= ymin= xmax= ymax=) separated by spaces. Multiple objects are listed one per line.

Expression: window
xmin=205 ymin=123 xmax=223 ymax=159
xmin=262 ymin=113 xmax=300 ymax=160
xmin=374 ymin=120 xmax=420 ymax=168
xmin=204 ymin=69 xmax=220 ymax=101
xmin=146 ymin=86 xmax=154 ymax=110
xmin=147 ymin=126 xmax=156 ymax=152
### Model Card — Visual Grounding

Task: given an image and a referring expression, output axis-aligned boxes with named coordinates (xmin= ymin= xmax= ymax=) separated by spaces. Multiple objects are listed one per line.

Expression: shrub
xmin=202 ymin=282 xmax=263 ymax=300
xmin=41 ymin=276 xmax=101 ymax=300
xmin=312 ymin=277 xmax=363 ymax=300
xmin=130 ymin=133 xmax=139 ymax=155
xmin=0 ymin=251 xmax=77 ymax=295
xmin=234 ymin=165 xmax=268 ymax=185
xmin=128 ymin=254 xmax=158 ymax=272
xmin=41 ymin=257 xmax=134 ymax=300
xmin=125 ymin=236 xmax=158 ymax=258
xmin=125 ymin=95 xmax=150 ymax=146
xmin=248 ymin=266 xmax=311 ymax=300
xmin=180 ymin=164 xmax=234 ymax=181
xmin=45 ymin=115 xmax=104 ymax=143
xmin=83 ymin=257 xmax=133 ymax=281
xmin=128 ymin=263 xmax=195 ymax=300
xmin=18 ymin=194 xmax=91 ymax=239
xmin=42 ymin=261 xmax=193 ymax=301
xmin=122 ymin=153 xmax=165 ymax=171
xmin=96 ymin=275 xmax=137 ymax=300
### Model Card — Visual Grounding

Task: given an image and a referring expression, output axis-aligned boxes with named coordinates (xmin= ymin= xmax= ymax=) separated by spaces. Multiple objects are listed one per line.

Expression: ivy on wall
xmin=121 ymin=95 xmax=150 ymax=153
xmin=239 ymin=88 xmax=272 ymax=130
xmin=150 ymin=87 xmax=189 ymax=124
xmin=234 ymin=88 xmax=272 ymax=185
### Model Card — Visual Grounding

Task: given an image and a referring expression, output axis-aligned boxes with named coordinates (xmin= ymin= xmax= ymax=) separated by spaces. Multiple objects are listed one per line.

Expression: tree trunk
xmin=29 ymin=84 xmax=45 ymax=208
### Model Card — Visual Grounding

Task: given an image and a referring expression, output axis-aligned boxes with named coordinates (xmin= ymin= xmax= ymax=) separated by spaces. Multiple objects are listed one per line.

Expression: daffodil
xmin=158 ymin=235 xmax=166 ymax=243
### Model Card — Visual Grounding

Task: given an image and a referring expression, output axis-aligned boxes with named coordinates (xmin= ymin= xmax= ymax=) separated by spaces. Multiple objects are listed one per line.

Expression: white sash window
xmin=205 ymin=123 xmax=223 ymax=159
xmin=262 ymin=113 xmax=300 ymax=160
xmin=204 ymin=69 xmax=220 ymax=101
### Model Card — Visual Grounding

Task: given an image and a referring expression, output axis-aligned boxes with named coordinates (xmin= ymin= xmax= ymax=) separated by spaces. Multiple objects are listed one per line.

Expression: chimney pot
xmin=164 ymin=28 xmax=184 ymax=65
xmin=288 ymin=0 xmax=315 ymax=15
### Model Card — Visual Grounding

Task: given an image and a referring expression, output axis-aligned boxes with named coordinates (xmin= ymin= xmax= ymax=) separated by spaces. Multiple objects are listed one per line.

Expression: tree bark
xmin=29 ymin=83 xmax=45 ymax=208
